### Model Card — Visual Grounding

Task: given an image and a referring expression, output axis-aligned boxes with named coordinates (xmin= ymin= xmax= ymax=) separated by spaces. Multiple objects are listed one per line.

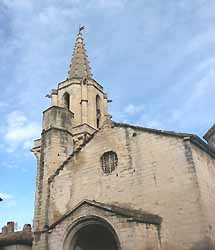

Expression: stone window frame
xmin=100 ymin=151 xmax=118 ymax=174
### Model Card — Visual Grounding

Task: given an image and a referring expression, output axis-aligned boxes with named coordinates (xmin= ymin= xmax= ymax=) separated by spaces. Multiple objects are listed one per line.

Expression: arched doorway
xmin=73 ymin=223 xmax=118 ymax=250
xmin=63 ymin=217 xmax=120 ymax=250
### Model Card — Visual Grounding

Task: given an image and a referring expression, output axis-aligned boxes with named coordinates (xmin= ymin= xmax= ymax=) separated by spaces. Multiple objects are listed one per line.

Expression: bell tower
xmin=31 ymin=28 xmax=110 ymax=239
xmin=50 ymin=27 xmax=109 ymax=146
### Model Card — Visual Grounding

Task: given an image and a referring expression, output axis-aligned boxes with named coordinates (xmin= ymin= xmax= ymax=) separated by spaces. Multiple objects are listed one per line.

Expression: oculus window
xmin=100 ymin=151 xmax=118 ymax=174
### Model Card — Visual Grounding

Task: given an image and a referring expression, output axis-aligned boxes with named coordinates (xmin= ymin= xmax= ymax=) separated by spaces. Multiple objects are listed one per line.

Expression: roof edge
xmin=190 ymin=135 xmax=215 ymax=158
xmin=36 ymin=199 xmax=162 ymax=232
xmin=0 ymin=231 xmax=33 ymax=247
xmin=113 ymin=122 xmax=215 ymax=158
xmin=112 ymin=121 xmax=192 ymax=138
xmin=48 ymin=130 xmax=98 ymax=183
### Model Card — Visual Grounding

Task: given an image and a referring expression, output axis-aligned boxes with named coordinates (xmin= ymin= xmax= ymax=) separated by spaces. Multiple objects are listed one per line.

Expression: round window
xmin=100 ymin=151 xmax=118 ymax=174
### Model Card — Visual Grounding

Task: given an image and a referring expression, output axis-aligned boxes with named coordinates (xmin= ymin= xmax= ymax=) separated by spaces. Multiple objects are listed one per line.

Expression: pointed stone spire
xmin=68 ymin=28 xmax=93 ymax=79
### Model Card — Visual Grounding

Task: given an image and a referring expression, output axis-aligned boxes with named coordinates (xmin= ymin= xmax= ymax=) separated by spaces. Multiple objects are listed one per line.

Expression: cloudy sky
xmin=0 ymin=0 xmax=214 ymax=230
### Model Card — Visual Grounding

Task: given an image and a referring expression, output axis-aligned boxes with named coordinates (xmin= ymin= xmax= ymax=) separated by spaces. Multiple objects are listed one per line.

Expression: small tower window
xmin=63 ymin=92 xmax=70 ymax=109
xmin=100 ymin=151 xmax=118 ymax=174
xmin=96 ymin=95 xmax=101 ymax=128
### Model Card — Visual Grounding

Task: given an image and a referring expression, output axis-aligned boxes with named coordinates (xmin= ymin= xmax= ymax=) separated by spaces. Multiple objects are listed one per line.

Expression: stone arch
xmin=62 ymin=215 xmax=121 ymax=250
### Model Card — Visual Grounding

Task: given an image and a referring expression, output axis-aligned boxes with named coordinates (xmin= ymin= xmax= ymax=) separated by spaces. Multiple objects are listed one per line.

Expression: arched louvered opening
xmin=96 ymin=95 xmax=101 ymax=128
xmin=63 ymin=92 xmax=70 ymax=110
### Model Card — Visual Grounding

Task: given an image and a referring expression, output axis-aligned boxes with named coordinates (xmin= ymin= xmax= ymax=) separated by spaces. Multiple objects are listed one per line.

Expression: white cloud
xmin=3 ymin=111 xmax=40 ymax=152
xmin=0 ymin=192 xmax=16 ymax=208
xmin=124 ymin=104 xmax=145 ymax=115
xmin=186 ymin=29 xmax=215 ymax=56
xmin=139 ymin=64 xmax=215 ymax=132
xmin=169 ymin=59 xmax=215 ymax=125
xmin=2 ymin=0 xmax=33 ymax=10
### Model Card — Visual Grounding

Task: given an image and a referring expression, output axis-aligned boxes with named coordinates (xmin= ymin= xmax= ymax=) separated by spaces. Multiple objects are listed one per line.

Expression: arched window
xmin=63 ymin=92 xmax=70 ymax=109
xmin=96 ymin=95 xmax=101 ymax=128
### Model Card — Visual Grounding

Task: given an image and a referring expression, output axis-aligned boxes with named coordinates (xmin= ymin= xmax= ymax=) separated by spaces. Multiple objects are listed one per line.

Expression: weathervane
xmin=79 ymin=25 xmax=85 ymax=34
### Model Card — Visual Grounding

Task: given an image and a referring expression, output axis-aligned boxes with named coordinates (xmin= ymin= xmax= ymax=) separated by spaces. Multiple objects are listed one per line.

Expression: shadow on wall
xmin=162 ymin=237 xmax=214 ymax=250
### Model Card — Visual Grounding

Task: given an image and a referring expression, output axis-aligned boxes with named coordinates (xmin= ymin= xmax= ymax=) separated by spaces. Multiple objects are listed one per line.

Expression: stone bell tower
xmin=31 ymin=28 xmax=110 ymax=238
xmin=50 ymin=28 xmax=109 ymax=147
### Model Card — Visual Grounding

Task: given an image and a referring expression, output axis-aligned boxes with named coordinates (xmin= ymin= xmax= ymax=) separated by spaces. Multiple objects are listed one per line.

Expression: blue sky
xmin=0 ymin=0 xmax=214 ymax=230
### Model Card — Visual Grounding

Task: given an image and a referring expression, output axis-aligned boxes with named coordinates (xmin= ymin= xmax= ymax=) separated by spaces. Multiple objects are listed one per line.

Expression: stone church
xmin=31 ymin=29 xmax=215 ymax=250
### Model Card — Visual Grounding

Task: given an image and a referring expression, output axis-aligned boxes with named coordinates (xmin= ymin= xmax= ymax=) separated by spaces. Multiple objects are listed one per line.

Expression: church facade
xmin=32 ymin=30 xmax=215 ymax=250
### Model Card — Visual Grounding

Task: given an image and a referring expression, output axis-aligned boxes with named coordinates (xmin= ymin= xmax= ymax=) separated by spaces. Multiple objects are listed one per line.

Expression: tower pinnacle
xmin=68 ymin=27 xmax=93 ymax=79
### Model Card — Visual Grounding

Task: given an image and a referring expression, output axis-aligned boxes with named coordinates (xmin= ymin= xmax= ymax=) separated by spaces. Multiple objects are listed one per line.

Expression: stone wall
xmin=191 ymin=143 xmax=215 ymax=248
xmin=48 ymin=124 xmax=208 ymax=250
xmin=48 ymin=202 xmax=161 ymax=250
xmin=33 ymin=106 xmax=74 ymax=231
